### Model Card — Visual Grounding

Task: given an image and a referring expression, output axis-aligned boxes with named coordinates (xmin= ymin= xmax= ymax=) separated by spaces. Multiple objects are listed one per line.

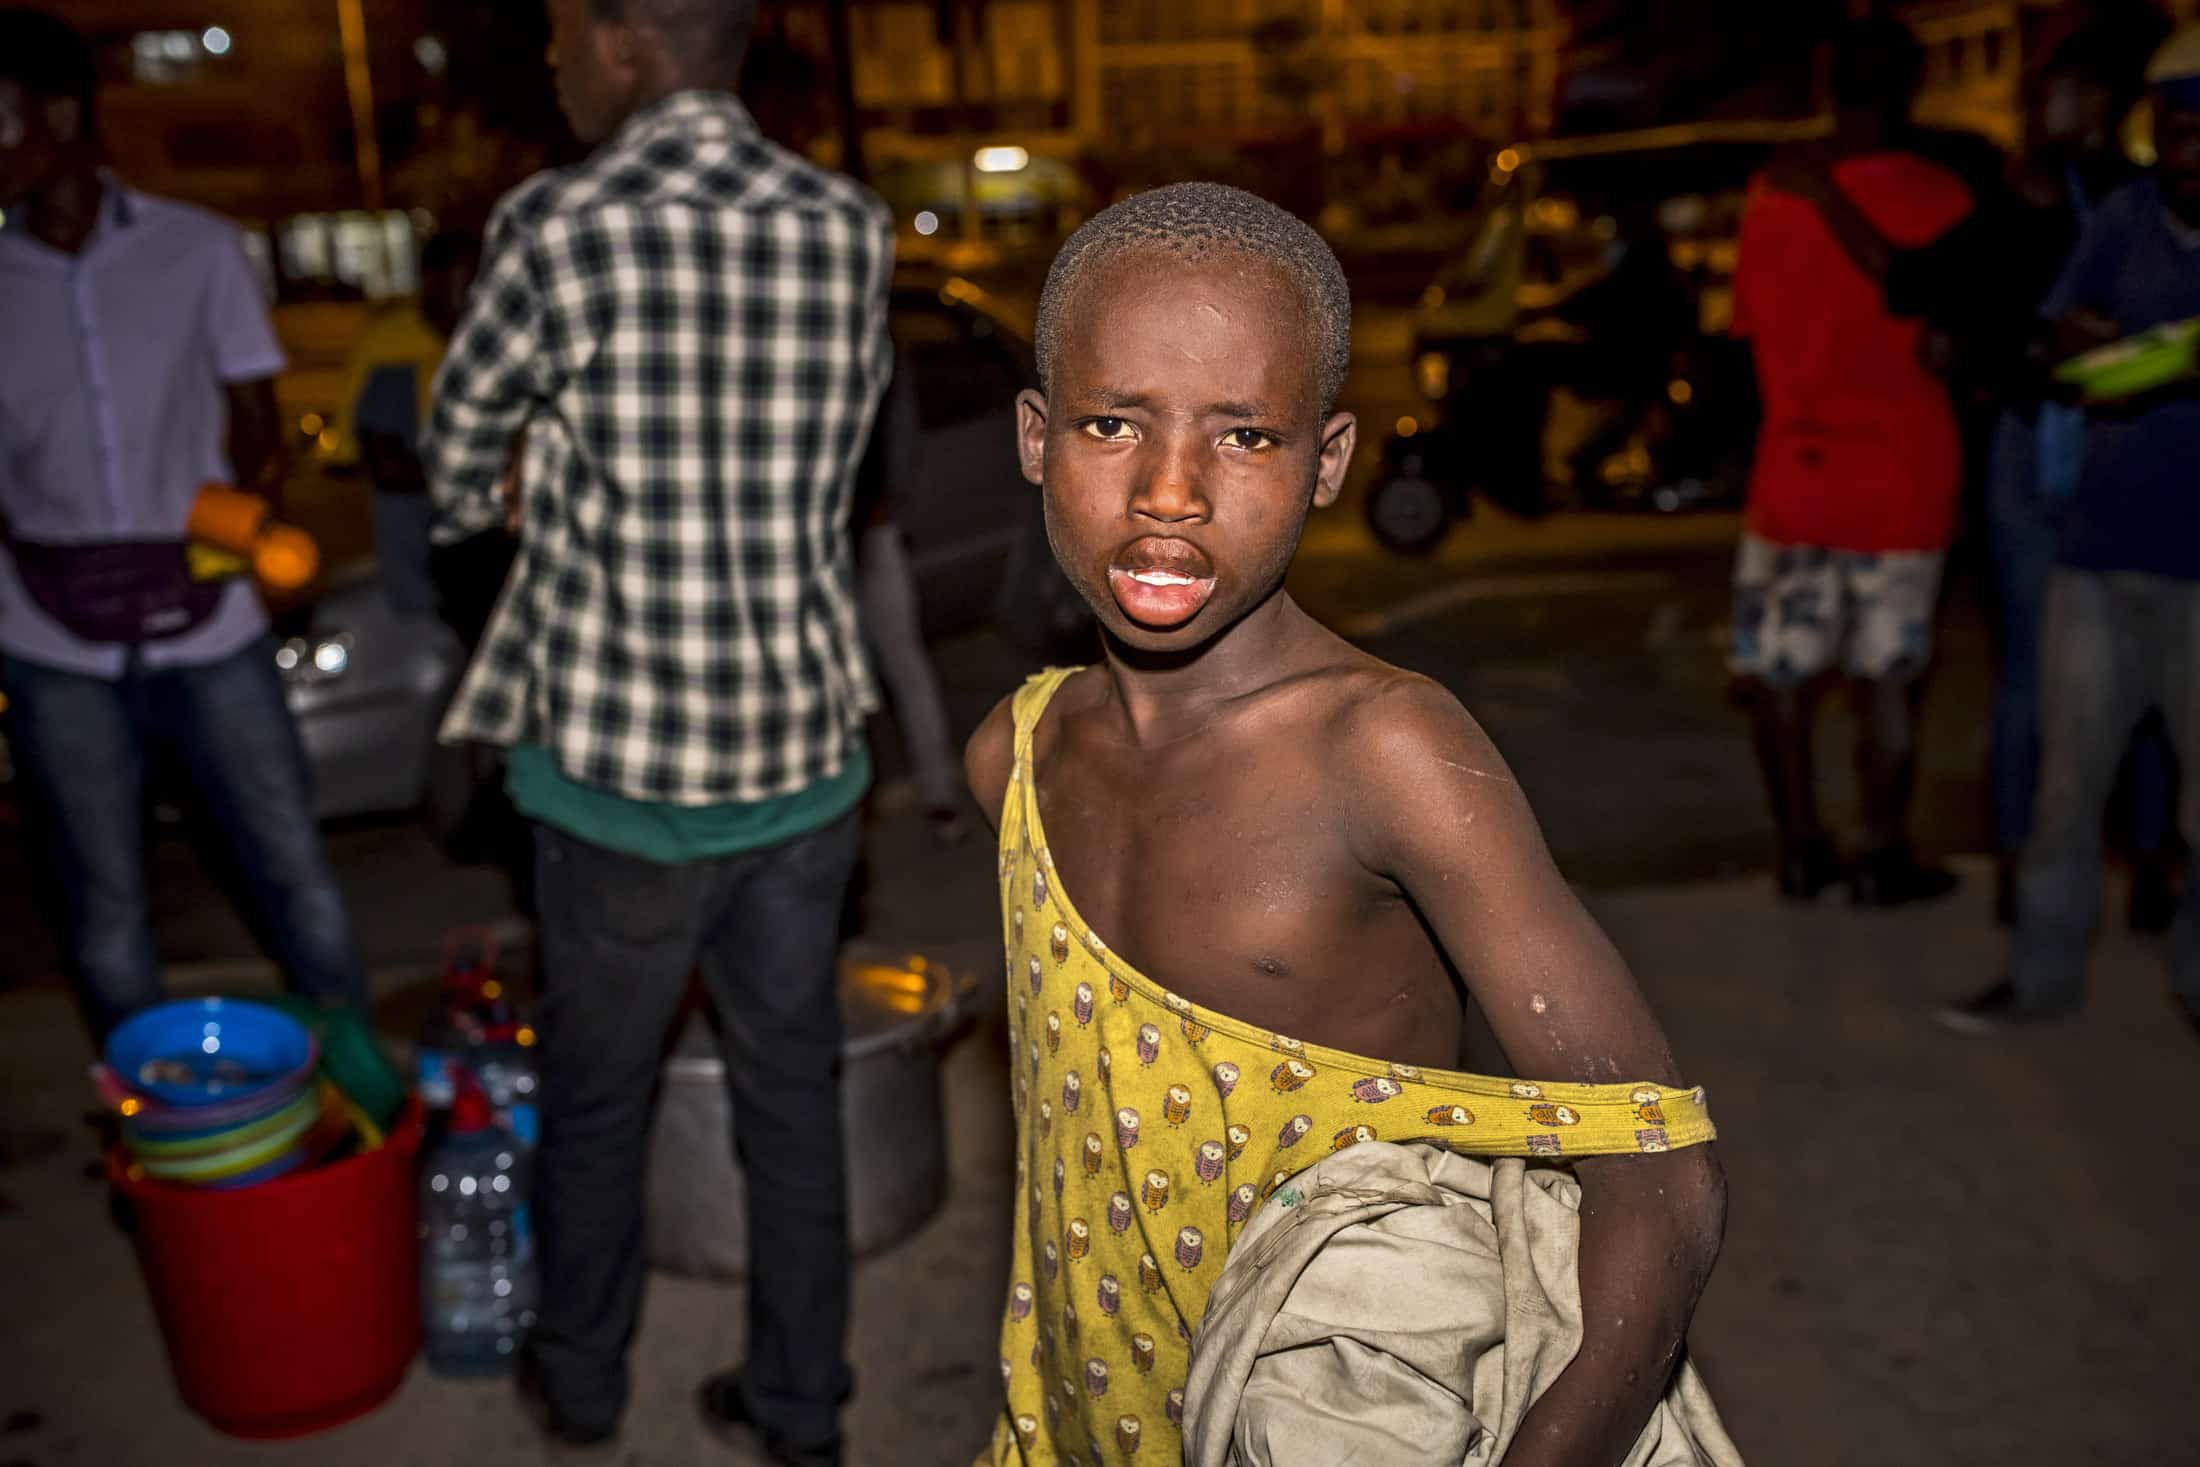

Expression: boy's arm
xmin=965 ymin=693 xmax=1018 ymax=833
xmin=1343 ymin=676 xmax=1727 ymax=1467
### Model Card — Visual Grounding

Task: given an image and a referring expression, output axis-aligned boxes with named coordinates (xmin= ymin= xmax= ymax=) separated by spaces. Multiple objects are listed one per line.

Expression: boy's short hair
xmin=1035 ymin=182 xmax=1353 ymax=416
xmin=0 ymin=9 xmax=97 ymax=126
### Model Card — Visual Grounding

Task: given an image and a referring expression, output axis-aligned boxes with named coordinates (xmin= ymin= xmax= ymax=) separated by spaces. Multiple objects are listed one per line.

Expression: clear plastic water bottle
xmin=416 ymin=937 xmax=540 ymax=1154
xmin=474 ymin=1039 xmax=541 ymax=1151
xmin=419 ymin=1083 xmax=538 ymax=1375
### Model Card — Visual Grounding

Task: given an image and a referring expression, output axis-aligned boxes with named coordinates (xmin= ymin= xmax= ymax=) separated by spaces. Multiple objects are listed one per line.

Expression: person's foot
xmin=1936 ymin=981 xmax=2077 ymax=1035
xmin=1776 ymin=834 xmax=1844 ymax=903
xmin=699 ymin=1372 xmax=842 ymax=1467
xmin=1849 ymin=846 xmax=1959 ymax=908
xmin=516 ymin=1354 xmax=618 ymax=1452
xmin=2129 ymin=859 xmax=2179 ymax=934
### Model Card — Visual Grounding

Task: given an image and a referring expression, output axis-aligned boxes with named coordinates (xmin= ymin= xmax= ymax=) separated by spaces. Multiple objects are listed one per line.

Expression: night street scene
xmin=4 ymin=1 xmax=2200 ymax=1464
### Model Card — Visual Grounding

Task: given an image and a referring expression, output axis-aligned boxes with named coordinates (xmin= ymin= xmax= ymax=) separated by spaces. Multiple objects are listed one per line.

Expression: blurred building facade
xmin=1901 ymin=0 xmax=2200 ymax=144
xmin=60 ymin=0 xmax=461 ymax=302
xmin=846 ymin=0 xmax=1075 ymax=139
xmin=1562 ymin=0 xmax=2188 ymax=142
xmin=1902 ymin=0 xmax=2098 ymax=143
xmin=833 ymin=0 xmax=1563 ymax=236
xmin=841 ymin=1 xmax=1561 ymax=160
xmin=61 ymin=0 xmax=2200 ymax=264
xmin=1086 ymin=0 xmax=1562 ymax=146
xmin=64 ymin=0 xmax=436 ymax=217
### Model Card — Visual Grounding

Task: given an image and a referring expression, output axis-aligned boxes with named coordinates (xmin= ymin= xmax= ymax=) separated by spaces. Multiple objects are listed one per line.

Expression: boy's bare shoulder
xmin=1298 ymin=655 xmax=1533 ymax=866
xmin=964 ymin=691 xmax=1019 ymax=831
xmin=965 ymin=668 xmax=1106 ymax=830
xmin=1304 ymin=655 xmax=1509 ymax=779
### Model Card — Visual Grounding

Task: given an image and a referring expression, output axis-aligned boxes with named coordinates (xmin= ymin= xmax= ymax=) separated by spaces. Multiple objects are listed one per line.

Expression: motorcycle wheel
xmin=1365 ymin=471 xmax=1453 ymax=556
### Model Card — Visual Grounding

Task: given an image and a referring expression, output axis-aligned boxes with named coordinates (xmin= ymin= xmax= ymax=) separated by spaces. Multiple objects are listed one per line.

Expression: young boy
xmin=967 ymin=184 xmax=1727 ymax=1467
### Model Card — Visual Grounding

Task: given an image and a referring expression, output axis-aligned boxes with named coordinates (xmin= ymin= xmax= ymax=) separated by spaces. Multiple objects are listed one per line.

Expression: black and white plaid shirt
xmin=427 ymin=91 xmax=891 ymax=804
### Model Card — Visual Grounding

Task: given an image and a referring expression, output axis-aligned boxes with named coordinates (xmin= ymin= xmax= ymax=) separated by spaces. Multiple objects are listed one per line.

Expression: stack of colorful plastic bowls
xmin=103 ymin=999 xmax=330 ymax=1189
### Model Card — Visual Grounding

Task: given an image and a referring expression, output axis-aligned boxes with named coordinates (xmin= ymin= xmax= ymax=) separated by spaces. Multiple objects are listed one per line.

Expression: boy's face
xmin=1018 ymin=251 xmax=1355 ymax=656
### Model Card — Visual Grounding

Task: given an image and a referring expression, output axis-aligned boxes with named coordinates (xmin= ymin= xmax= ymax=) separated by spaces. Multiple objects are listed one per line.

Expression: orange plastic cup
xmin=253 ymin=526 xmax=319 ymax=591
xmin=189 ymin=484 xmax=319 ymax=591
xmin=188 ymin=485 xmax=270 ymax=553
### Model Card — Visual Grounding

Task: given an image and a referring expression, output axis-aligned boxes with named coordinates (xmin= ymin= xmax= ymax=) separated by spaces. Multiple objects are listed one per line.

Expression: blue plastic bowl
xmin=124 ymin=1085 xmax=323 ymax=1157
xmin=118 ymin=1081 xmax=307 ymax=1138
xmin=105 ymin=998 xmax=318 ymax=1110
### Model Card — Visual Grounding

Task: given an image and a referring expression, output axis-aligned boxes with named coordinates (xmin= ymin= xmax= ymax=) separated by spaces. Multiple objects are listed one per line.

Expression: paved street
xmin=1 ymin=334 xmax=2192 ymax=1464
xmin=7 ymin=846 xmax=2196 ymax=1466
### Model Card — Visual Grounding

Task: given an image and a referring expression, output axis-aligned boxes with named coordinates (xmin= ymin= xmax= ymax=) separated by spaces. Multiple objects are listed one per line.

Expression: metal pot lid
xmin=662 ymin=944 xmax=960 ymax=1076
xmin=838 ymin=945 xmax=957 ymax=1058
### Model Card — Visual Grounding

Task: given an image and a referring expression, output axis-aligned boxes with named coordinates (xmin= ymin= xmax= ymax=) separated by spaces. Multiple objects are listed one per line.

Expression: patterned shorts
xmin=1729 ymin=534 xmax=1944 ymax=687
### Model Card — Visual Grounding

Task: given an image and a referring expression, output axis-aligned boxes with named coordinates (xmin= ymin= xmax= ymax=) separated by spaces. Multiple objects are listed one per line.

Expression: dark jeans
xmin=368 ymin=488 xmax=437 ymax=617
xmin=529 ymin=811 xmax=862 ymax=1444
xmin=2009 ymin=570 xmax=2200 ymax=1013
xmin=2 ymin=638 xmax=368 ymax=1040
xmin=1987 ymin=411 xmax=2173 ymax=854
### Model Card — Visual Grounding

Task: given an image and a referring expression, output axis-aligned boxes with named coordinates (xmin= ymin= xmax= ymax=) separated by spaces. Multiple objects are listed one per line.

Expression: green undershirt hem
xmin=505 ymin=742 xmax=870 ymax=864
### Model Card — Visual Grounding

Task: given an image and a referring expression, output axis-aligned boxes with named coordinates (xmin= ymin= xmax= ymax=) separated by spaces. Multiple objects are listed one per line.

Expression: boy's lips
xmin=1107 ymin=538 xmax=1217 ymax=629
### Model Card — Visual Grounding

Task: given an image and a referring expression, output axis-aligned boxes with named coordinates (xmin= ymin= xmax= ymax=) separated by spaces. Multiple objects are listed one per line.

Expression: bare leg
xmin=1748 ymin=681 xmax=1819 ymax=839
xmin=1855 ymin=675 xmax=1922 ymax=855
xmin=1848 ymin=674 xmax=1958 ymax=906
xmin=1743 ymin=677 xmax=1840 ymax=899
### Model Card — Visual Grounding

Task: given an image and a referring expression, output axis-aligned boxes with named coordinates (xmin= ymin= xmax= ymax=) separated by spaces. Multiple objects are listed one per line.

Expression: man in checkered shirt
xmin=425 ymin=3 xmax=890 ymax=1461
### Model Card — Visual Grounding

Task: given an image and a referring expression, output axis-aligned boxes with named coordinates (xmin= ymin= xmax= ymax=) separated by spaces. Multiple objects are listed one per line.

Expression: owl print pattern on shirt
xmin=981 ymin=669 xmax=1718 ymax=1466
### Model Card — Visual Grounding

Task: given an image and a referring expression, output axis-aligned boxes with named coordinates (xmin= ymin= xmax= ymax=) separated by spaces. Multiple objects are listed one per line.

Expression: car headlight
xmin=277 ymin=632 xmax=352 ymax=686
xmin=1415 ymin=351 xmax=1451 ymax=403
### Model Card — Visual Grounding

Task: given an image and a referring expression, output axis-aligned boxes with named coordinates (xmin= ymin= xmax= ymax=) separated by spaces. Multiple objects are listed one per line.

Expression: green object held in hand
xmin=249 ymin=994 xmax=409 ymax=1132
xmin=2054 ymin=318 xmax=2200 ymax=403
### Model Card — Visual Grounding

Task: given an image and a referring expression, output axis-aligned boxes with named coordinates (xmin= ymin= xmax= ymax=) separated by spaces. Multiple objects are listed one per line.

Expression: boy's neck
xmin=1097 ymin=590 xmax=1324 ymax=744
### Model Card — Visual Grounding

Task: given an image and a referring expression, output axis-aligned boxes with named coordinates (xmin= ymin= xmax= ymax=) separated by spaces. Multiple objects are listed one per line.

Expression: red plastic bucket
xmin=109 ymin=1100 xmax=423 ymax=1438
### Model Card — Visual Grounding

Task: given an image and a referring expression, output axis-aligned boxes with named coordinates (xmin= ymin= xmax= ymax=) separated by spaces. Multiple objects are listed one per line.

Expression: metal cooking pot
xmin=644 ymin=945 xmax=973 ymax=1280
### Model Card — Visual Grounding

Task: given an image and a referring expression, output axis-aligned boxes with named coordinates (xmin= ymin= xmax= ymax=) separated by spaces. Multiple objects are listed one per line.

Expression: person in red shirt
xmin=1729 ymin=17 xmax=1973 ymax=907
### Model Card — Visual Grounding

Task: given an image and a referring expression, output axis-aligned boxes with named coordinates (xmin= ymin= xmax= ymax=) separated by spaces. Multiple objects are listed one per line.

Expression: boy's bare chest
xmin=1031 ymin=736 xmax=1447 ymax=1049
xmin=1039 ymin=754 xmax=1338 ymax=937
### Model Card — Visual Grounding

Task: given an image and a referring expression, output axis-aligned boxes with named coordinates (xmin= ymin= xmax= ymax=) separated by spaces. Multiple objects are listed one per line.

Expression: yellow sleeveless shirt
xmin=982 ymin=668 xmax=1717 ymax=1466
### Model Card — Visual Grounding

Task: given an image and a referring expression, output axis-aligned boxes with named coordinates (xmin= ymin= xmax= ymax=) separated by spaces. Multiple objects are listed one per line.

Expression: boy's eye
xmin=1080 ymin=418 xmax=1134 ymax=441
xmin=1224 ymin=428 xmax=1276 ymax=451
